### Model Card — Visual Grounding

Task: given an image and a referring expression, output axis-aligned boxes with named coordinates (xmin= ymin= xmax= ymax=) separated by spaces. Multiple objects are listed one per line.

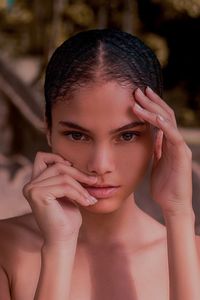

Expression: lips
xmin=84 ymin=186 xmax=120 ymax=199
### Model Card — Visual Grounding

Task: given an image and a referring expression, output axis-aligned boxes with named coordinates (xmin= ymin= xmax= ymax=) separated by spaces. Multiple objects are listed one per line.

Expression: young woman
xmin=0 ymin=28 xmax=200 ymax=300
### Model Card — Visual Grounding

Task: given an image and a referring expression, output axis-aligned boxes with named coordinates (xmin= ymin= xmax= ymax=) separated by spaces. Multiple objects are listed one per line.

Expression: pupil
xmin=123 ymin=133 xmax=133 ymax=140
xmin=72 ymin=133 xmax=82 ymax=140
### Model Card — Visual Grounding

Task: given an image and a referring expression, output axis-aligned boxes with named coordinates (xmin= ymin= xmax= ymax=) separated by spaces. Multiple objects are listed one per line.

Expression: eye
xmin=62 ymin=131 xmax=89 ymax=141
xmin=61 ymin=130 xmax=141 ymax=143
xmin=118 ymin=131 xmax=140 ymax=142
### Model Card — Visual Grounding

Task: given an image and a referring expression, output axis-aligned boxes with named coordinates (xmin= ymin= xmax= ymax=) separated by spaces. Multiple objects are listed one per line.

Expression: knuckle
xmin=175 ymin=139 xmax=192 ymax=158
xmin=81 ymin=192 xmax=87 ymax=201
xmin=76 ymin=190 xmax=85 ymax=201
xmin=49 ymin=162 xmax=63 ymax=173
xmin=23 ymin=183 xmax=55 ymax=207
xmin=61 ymin=182 xmax=71 ymax=190
xmin=175 ymin=135 xmax=185 ymax=146
xmin=55 ymin=162 xmax=66 ymax=173
xmin=22 ymin=182 xmax=30 ymax=198
xmin=35 ymin=151 xmax=44 ymax=159
xmin=169 ymin=109 xmax=176 ymax=120
xmin=28 ymin=186 xmax=41 ymax=201
xmin=168 ymin=107 xmax=174 ymax=115
xmin=62 ymin=174 xmax=70 ymax=182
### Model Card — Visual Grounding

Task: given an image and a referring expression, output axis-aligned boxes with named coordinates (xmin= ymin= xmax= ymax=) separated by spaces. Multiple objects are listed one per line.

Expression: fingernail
xmin=88 ymin=196 xmax=98 ymax=205
xmin=157 ymin=115 xmax=165 ymax=122
xmin=146 ymin=86 xmax=153 ymax=93
xmin=134 ymin=103 xmax=143 ymax=111
xmin=136 ymin=88 xmax=143 ymax=96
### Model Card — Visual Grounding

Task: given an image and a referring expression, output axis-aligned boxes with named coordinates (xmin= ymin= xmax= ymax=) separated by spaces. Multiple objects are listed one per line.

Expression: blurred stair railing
xmin=0 ymin=55 xmax=44 ymax=132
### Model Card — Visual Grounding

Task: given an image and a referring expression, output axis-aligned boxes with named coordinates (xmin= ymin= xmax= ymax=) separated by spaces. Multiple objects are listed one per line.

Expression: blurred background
xmin=0 ymin=0 xmax=200 ymax=230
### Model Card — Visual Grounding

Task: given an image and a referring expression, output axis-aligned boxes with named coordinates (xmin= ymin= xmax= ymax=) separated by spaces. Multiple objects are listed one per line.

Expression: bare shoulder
xmin=0 ymin=213 xmax=43 ymax=267
xmin=0 ymin=214 xmax=43 ymax=297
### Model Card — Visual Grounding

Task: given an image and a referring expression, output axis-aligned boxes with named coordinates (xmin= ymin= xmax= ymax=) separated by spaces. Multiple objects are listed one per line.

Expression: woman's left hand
xmin=132 ymin=87 xmax=193 ymax=217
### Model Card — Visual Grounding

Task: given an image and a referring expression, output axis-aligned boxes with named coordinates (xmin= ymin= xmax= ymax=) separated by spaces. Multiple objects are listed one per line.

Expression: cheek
xmin=50 ymin=134 xmax=89 ymax=164
xmin=119 ymin=143 xmax=153 ymax=186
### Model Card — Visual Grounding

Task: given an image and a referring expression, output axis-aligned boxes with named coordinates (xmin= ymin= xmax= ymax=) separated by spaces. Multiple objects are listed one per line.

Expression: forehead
xmin=51 ymin=81 xmax=140 ymax=129
xmin=53 ymin=82 xmax=134 ymax=113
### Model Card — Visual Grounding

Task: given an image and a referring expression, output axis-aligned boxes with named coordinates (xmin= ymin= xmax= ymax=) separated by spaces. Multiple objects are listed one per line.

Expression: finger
xmin=32 ymin=162 xmax=97 ymax=186
xmin=25 ymin=183 xmax=97 ymax=208
xmin=133 ymin=102 xmax=162 ymax=127
xmin=31 ymin=174 xmax=92 ymax=200
xmin=133 ymin=101 xmax=169 ymax=129
xmin=32 ymin=152 xmax=71 ymax=179
xmin=134 ymin=88 xmax=176 ymax=127
xmin=155 ymin=115 xmax=185 ymax=147
xmin=145 ymin=87 xmax=177 ymax=124
xmin=133 ymin=104 xmax=184 ymax=146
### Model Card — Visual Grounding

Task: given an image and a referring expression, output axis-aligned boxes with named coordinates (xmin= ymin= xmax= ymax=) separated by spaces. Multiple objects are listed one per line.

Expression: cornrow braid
xmin=44 ymin=28 xmax=163 ymax=128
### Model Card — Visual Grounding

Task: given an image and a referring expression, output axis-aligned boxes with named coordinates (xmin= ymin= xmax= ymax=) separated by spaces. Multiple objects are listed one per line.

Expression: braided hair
xmin=44 ymin=28 xmax=163 ymax=128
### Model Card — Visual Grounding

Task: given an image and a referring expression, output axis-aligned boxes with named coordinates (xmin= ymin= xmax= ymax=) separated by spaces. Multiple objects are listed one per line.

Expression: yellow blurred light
xmin=0 ymin=0 xmax=6 ymax=10
xmin=165 ymin=0 xmax=200 ymax=17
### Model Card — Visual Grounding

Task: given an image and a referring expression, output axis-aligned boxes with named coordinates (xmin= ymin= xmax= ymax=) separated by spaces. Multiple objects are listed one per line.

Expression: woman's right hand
xmin=23 ymin=152 xmax=98 ymax=246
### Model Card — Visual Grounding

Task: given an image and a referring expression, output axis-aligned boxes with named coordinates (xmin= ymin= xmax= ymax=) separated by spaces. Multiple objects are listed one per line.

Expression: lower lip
xmin=85 ymin=187 xmax=120 ymax=199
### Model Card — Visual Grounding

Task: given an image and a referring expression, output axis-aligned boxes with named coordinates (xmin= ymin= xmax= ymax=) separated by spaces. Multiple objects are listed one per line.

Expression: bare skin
xmin=0 ymin=81 xmax=200 ymax=299
xmin=0 ymin=199 xmax=170 ymax=300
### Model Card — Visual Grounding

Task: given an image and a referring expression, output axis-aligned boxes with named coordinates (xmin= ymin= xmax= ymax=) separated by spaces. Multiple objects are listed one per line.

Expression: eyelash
xmin=61 ymin=131 xmax=141 ymax=143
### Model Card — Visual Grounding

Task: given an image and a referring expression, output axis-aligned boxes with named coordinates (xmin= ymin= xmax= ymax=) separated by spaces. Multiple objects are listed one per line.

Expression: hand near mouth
xmin=23 ymin=152 xmax=98 ymax=246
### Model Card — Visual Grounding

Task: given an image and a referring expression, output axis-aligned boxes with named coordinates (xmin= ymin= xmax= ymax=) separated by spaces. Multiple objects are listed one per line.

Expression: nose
xmin=87 ymin=143 xmax=115 ymax=176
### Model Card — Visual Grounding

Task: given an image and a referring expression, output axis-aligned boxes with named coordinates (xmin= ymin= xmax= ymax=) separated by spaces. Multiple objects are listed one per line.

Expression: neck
xmin=78 ymin=194 xmax=165 ymax=250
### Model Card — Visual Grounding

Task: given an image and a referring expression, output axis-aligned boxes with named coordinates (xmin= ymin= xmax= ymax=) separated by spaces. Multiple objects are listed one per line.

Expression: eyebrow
xmin=58 ymin=120 xmax=146 ymax=134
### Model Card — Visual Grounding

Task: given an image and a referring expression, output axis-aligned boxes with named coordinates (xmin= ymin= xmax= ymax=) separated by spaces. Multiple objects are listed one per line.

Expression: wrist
xmin=42 ymin=235 xmax=78 ymax=252
xmin=162 ymin=207 xmax=195 ymax=224
xmin=161 ymin=202 xmax=194 ymax=218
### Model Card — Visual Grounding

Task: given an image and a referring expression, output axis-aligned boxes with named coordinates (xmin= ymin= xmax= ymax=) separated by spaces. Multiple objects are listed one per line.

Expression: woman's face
xmin=47 ymin=81 xmax=154 ymax=213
